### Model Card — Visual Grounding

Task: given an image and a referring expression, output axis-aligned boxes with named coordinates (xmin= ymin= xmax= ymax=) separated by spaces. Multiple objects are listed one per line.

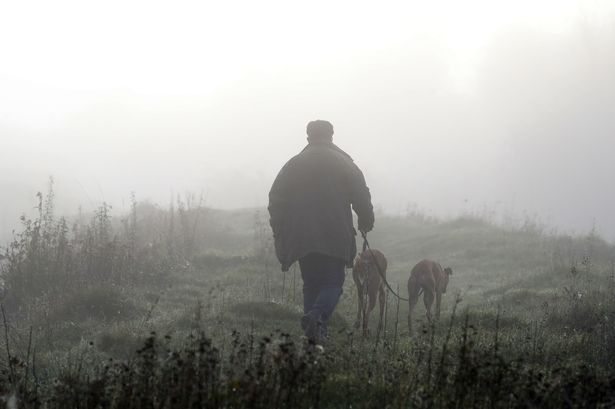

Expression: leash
xmin=360 ymin=231 xmax=409 ymax=302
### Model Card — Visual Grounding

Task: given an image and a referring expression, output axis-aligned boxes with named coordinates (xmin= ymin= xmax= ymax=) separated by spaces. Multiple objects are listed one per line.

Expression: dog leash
xmin=360 ymin=231 xmax=409 ymax=302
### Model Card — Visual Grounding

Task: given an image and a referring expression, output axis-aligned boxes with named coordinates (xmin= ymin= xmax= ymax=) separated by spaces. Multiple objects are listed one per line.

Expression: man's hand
xmin=358 ymin=220 xmax=373 ymax=235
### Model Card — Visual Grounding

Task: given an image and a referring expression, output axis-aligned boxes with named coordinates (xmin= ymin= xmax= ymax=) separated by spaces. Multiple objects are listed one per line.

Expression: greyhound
xmin=407 ymin=259 xmax=452 ymax=333
xmin=352 ymin=249 xmax=388 ymax=335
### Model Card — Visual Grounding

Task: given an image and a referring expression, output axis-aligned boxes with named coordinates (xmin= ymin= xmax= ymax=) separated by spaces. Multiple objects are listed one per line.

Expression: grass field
xmin=1 ymin=189 xmax=614 ymax=407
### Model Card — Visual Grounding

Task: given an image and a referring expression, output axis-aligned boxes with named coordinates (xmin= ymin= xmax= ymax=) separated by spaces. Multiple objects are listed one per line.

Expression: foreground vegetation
xmin=1 ymin=184 xmax=614 ymax=407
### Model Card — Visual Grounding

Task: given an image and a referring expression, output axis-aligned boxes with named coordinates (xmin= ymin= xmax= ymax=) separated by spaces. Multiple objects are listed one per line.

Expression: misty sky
xmin=1 ymin=0 xmax=615 ymax=241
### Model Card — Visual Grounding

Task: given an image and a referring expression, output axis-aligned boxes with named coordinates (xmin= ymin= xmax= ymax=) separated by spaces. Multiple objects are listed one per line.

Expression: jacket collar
xmin=301 ymin=140 xmax=353 ymax=161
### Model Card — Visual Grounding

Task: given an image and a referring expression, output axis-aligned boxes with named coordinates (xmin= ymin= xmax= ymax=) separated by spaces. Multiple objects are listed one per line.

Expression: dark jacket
xmin=268 ymin=140 xmax=374 ymax=271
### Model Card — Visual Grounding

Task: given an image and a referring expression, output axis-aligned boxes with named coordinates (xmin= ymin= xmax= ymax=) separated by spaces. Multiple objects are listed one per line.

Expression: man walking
xmin=268 ymin=120 xmax=374 ymax=343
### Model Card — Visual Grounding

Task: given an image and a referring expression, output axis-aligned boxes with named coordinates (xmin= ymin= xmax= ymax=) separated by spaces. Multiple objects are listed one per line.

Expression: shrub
xmin=0 ymin=182 xmax=173 ymax=313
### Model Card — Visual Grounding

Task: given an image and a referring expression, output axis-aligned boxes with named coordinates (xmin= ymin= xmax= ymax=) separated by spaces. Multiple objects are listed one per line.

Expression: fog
xmin=1 ymin=0 xmax=615 ymax=242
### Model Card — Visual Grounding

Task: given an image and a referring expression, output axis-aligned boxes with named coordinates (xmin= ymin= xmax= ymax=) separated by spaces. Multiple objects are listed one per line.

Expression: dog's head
xmin=442 ymin=267 xmax=453 ymax=293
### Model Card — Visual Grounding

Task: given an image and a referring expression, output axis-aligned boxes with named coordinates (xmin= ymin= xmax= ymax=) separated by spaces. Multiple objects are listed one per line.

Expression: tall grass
xmin=0 ymin=183 xmax=194 ymax=320
xmin=2 ymin=317 xmax=615 ymax=408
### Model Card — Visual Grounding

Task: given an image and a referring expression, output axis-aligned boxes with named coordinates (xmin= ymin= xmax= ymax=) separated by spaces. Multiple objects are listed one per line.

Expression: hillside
xmin=179 ymin=206 xmax=614 ymax=299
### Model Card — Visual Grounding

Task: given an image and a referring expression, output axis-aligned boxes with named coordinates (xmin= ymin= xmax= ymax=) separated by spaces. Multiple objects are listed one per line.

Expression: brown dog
xmin=407 ymin=259 xmax=452 ymax=333
xmin=352 ymin=249 xmax=387 ymax=335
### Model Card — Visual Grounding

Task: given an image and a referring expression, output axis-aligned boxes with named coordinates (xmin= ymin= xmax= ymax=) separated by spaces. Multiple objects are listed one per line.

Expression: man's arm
xmin=349 ymin=164 xmax=375 ymax=233
xmin=268 ymin=164 xmax=291 ymax=243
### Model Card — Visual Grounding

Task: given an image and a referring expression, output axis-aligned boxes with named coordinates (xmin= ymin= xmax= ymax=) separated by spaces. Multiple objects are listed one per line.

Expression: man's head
xmin=306 ymin=120 xmax=334 ymax=142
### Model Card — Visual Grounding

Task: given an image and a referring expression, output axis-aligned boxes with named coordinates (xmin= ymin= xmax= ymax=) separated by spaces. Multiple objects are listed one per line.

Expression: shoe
xmin=301 ymin=312 xmax=323 ymax=344
xmin=320 ymin=323 xmax=329 ymax=342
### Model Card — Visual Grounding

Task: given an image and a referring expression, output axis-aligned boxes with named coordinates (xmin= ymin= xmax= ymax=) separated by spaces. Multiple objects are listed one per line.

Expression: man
xmin=268 ymin=120 xmax=374 ymax=343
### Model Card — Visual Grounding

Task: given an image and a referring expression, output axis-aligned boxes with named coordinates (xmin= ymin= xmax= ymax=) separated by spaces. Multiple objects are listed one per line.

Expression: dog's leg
xmin=423 ymin=289 xmax=435 ymax=323
xmin=363 ymin=288 xmax=378 ymax=336
xmin=407 ymin=278 xmax=420 ymax=335
xmin=354 ymin=279 xmax=363 ymax=329
xmin=435 ymin=291 xmax=442 ymax=320
xmin=377 ymin=284 xmax=386 ymax=333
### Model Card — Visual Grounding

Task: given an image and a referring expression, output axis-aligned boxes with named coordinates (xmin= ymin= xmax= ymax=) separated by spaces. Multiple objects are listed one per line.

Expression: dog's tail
xmin=407 ymin=276 xmax=422 ymax=305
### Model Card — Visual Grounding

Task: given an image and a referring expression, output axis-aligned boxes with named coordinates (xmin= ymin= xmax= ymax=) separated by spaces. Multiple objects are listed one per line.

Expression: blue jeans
xmin=299 ymin=253 xmax=346 ymax=323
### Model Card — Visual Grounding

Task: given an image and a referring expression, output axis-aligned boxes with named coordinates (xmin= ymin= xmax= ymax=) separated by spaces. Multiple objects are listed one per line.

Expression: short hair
xmin=306 ymin=120 xmax=334 ymax=139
